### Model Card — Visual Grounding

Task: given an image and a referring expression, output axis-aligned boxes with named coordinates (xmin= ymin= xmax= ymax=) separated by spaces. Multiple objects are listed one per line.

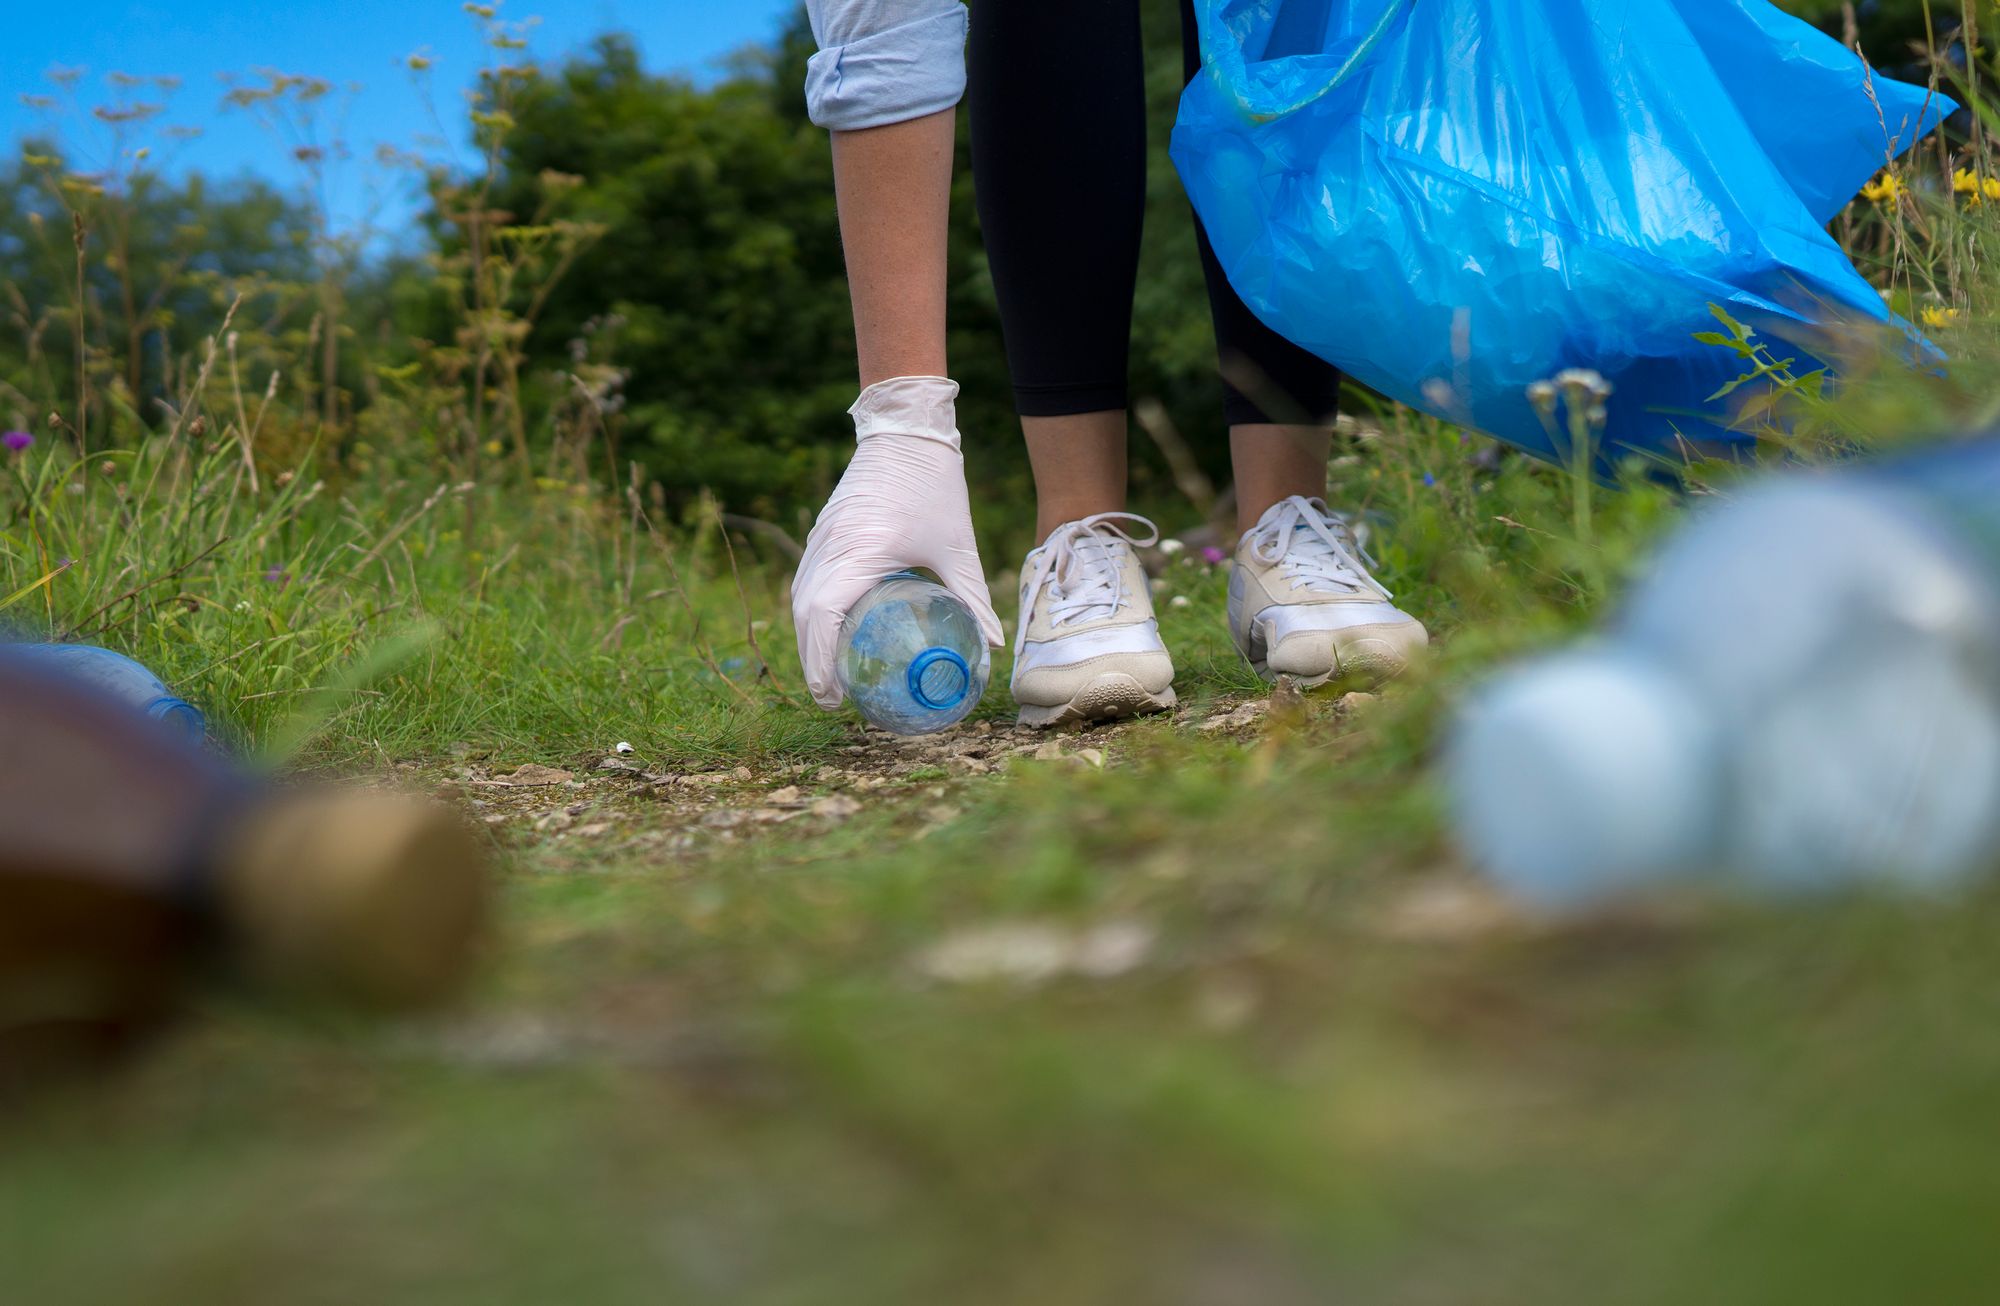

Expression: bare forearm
xmin=831 ymin=109 xmax=955 ymax=386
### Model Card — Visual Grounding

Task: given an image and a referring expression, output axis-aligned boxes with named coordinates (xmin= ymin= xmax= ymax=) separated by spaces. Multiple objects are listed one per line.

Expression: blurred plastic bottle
xmin=1 ymin=658 xmax=489 ymax=1081
xmin=1 ymin=643 xmax=205 ymax=740
xmin=836 ymin=572 xmax=990 ymax=735
xmin=1449 ymin=441 xmax=2000 ymax=906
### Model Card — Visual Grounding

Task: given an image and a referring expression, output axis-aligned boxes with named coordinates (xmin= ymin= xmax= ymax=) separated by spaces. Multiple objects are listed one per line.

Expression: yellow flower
xmin=482 ymin=439 xmax=502 ymax=456
xmin=1921 ymin=305 xmax=1963 ymax=329
xmin=1860 ymin=172 xmax=1905 ymax=205
xmin=1949 ymin=168 xmax=2000 ymax=203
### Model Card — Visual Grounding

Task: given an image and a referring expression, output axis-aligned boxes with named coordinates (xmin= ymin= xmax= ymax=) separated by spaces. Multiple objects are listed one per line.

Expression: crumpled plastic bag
xmin=1171 ymin=0 xmax=1953 ymax=472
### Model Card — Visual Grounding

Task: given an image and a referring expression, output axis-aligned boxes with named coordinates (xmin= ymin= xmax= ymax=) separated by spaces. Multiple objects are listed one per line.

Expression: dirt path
xmin=436 ymin=690 xmax=1310 ymax=854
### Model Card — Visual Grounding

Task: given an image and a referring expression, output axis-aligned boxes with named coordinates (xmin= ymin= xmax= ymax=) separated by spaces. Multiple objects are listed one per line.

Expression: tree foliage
xmin=476 ymin=28 xmax=854 ymax=517
xmin=0 ymin=154 xmax=316 ymax=435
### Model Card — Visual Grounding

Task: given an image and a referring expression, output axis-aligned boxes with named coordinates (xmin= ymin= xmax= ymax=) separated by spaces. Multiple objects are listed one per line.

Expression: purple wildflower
xmin=262 ymin=564 xmax=291 ymax=589
xmin=1201 ymin=545 xmax=1227 ymax=566
xmin=1422 ymin=472 xmax=1437 ymax=488
xmin=2 ymin=431 xmax=32 ymax=452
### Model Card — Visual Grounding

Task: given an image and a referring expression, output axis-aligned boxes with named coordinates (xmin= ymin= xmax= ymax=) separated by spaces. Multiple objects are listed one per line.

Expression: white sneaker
xmin=1230 ymin=496 xmax=1428 ymax=687
xmin=1011 ymin=513 xmax=1178 ymax=728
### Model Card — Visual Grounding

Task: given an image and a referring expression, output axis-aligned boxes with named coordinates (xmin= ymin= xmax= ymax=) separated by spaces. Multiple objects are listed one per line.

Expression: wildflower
xmin=2 ymin=430 xmax=32 ymax=452
xmin=1921 ymin=305 xmax=1964 ymax=329
xmin=1526 ymin=379 xmax=1558 ymax=420
xmin=262 ymin=564 xmax=291 ymax=588
xmin=1422 ymin=471 xmax=1438 ymax=488
xmin=1158 ymin=538 xmax=1185 ymax=556
xmin=1859 ymin=172 xmax=1904 ymax=205
xmin=1200 ymin=546 xmax=1227 ymax=566
xmin=1554 ymin=367 xmax=1613 ymax=402
xmin=1952 ymin=168 xmax=2000 ymax=203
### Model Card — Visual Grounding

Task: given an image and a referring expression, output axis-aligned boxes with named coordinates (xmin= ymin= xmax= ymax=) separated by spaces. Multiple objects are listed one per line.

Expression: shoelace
xmin=1015 ymin=512 xmax=1160 ymax=662
xmin=1243 ymin=496 xmax=1392 ymax=599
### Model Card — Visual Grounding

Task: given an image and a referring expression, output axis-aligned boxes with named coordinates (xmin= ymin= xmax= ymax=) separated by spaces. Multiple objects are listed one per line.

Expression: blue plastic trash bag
xmin=1172 ymin=0 xmax=1954 ymax=473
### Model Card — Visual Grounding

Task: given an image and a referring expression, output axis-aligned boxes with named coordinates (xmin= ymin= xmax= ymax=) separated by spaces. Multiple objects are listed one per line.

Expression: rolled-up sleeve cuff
xmin=805 ymin=7 xmax=968 ymax=131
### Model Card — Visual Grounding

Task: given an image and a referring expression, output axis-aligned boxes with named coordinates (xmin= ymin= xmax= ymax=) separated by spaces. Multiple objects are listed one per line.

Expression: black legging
xmin=968 ymin=0 xmax=1342 ymax=427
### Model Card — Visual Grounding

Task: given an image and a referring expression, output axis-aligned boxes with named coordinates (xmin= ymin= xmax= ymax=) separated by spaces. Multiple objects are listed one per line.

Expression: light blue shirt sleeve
xmin=804 ymin=0 xmax=969 ymax=131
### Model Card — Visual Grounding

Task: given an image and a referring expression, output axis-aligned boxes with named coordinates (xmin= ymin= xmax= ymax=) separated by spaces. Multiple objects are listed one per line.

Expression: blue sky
xmin=3 ymin=0 xmax=802 ymax=235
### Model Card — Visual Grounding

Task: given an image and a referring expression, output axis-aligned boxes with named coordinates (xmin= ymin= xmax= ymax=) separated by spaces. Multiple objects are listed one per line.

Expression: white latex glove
xmin=793 ymin=376 xmax=1005 ymax=709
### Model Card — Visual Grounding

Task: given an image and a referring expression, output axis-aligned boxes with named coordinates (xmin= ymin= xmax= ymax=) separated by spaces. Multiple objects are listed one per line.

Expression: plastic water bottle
xmin=1448 ymin=440 xmax=2000 ymax=906
xmin=1 ymin=658 xmax=489 ymax=1075
xmin=0 ymin=643 xmax=206 ymax=740
xmin=836 ymin=573 xmax=990 ymax=735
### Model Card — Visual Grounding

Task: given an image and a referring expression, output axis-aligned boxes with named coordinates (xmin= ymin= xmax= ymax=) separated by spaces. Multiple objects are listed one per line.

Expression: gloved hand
xmin=793 ymin=376 xmax=1004 ymax=709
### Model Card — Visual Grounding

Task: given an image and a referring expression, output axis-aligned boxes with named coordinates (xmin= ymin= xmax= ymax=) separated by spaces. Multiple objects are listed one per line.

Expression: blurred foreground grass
xmin=5 ymin=646 xmax=2000 ymax=1304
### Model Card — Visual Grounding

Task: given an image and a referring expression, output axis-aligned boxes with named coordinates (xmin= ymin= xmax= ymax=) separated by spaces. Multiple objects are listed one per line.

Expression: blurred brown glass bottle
xmin=0 ymin=660 xmax=489 ymax=1082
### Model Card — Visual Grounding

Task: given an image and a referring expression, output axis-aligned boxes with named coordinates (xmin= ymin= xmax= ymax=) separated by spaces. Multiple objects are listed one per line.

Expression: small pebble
xmin=811 ymin=794 xmax=863 ymax=820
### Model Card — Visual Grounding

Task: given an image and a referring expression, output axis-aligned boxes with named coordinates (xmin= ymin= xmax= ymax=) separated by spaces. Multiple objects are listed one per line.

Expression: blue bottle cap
xmin=146 ymin=696 xmax=207 ymax=741
xmin=907 ymin=646 xmax=971 ymax=712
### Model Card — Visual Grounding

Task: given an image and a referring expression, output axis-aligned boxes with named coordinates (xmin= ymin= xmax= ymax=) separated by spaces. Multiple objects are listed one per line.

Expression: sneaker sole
xmin=1015 ymin=674 xmax=1178 ymax=729
xmin=1242 ymin=630 xmax=1416 ymax=693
